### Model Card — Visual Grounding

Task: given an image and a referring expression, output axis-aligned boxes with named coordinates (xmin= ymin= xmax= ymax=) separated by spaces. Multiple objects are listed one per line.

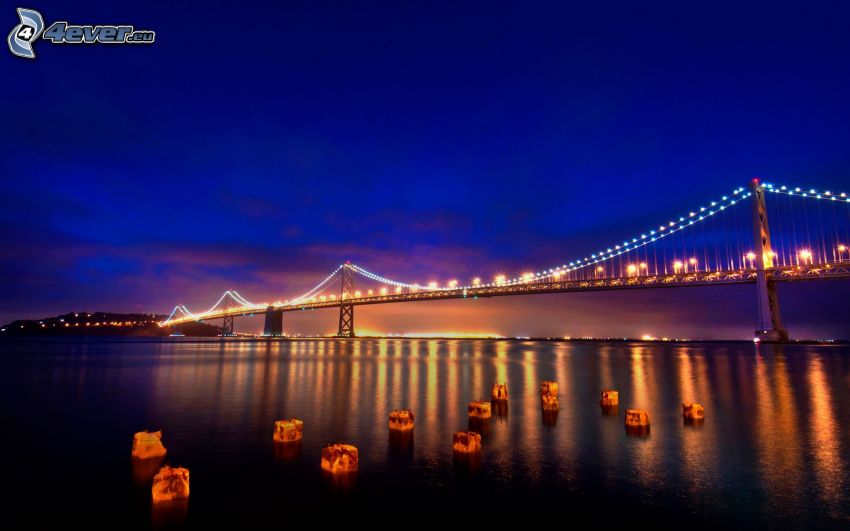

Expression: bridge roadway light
xmin=427 ymin=281 xmax=438 ymax=290
xmin=472 ymin=277 xmax=481 ymax=286
xmin=380 ymin=287 xmax=388 ymax=296
xmin=395 ymin=286 xmax=403 ymax=294
xmin=838 ymin=244 xmax=847 ymax=261
xmin=494 ymin=274 xmax=506 ymax=286
xmin=746 ymin=251 xmax=756 ymax=268
xmin=448 ymin=279 xmax=458 ymax=289
xmin=798 ymin=249 xmax=813 ymax=265
xmin=627 ymin=264 xmax=637 ymax=276
xmin=673 ymin=260 xmax=683 ymax=273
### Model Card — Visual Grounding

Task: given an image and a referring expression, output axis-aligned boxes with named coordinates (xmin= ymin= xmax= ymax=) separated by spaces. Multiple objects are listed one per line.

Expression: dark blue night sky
xmin=2 ymin=2 xmax=850 ymax=338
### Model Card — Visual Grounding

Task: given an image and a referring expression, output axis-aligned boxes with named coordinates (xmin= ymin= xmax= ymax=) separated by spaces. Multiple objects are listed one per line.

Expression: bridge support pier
xmin=263 ymin=306 xmax=284 ymax=337
xmin=751 ymin=179 xmax=789 ymax=341
xmin=221 ymin=315 xmax=234 ymax=336
xmin=337 ymin=262 xmax=355 ymax=337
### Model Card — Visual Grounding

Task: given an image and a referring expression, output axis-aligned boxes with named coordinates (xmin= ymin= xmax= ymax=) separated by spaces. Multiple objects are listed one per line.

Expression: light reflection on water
xmin=1 ymin=338 xmax=849 ymax=526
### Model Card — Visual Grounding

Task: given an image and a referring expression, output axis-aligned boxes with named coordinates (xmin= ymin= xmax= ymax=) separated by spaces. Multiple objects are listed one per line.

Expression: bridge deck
xmin=162 ymin=262 xmax=850 ymax=325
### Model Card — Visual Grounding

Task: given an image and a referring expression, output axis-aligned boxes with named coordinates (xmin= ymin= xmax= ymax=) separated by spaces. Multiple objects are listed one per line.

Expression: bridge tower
xmin=221 ymin=315 xmax=234 ymax=336
xmin=751 ymin=179 xmax=789 ymax=341
xmin=337 ymin=262 xmax=355 ymax=337
xmin=221 ymin=292 xmax=235 ymax=336
xmin=263 ymin=306 xmax=283 ymax=336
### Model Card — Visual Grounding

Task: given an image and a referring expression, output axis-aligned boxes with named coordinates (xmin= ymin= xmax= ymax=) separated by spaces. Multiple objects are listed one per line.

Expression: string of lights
xmin=173 ymin=290 xmax=260 ymax=320
xmin=286 ymin=265 xmax=344 ymax=304
xmin=763 ymin=183 xmax=850 ymax=202
xmin=228 ymin=290 xmax=255 ymax=307
xmin=349 ymin=264 xmax=428 ymax=290
xmin=204 ymin=290 xmax=244 ymax=313
xmin=165 ymin=305 xmax=192 ymax=321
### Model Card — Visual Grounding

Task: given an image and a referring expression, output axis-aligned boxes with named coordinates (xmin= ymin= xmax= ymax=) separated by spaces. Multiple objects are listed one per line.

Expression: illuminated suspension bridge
xmin=162 ymin=180 xmax=850 ymax=340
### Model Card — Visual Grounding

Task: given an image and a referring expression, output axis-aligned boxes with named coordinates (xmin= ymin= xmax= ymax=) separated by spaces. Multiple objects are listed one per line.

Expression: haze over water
xmin=1 ymin=338 xmax=848 ymax=527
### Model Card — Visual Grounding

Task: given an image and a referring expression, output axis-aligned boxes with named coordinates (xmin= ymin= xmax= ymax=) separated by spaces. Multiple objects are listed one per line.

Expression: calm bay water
xmin=1 ymin=338 xmax=849 ymax=528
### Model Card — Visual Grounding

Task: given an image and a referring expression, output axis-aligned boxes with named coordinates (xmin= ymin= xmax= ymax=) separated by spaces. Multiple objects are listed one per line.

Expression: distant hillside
xmin=0 ymin=311 xmax=222 ymax=337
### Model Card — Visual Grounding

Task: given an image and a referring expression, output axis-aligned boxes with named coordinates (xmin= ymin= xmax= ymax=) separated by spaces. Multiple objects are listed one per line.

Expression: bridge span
xmin=161 ymin=180 xmax=850 ymax=340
